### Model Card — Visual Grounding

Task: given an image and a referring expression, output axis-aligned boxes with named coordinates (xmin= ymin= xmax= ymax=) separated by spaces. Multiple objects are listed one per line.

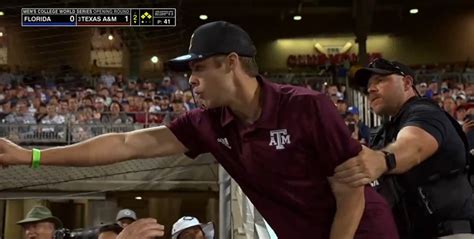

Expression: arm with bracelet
xmin=31 ymin=148 xmax=41 ymax=169
xmin=0 ymin=126 xmax=188 ymax=167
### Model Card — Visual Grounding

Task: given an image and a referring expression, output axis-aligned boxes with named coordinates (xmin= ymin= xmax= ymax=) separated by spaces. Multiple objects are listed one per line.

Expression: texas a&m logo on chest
xmin=268 ymin=129 xmax=291 ymax=150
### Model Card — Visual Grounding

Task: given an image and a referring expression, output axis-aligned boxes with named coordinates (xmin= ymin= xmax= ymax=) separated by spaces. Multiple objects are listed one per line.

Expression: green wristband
xmin=32 ymin=148 xmax=41 ymax=169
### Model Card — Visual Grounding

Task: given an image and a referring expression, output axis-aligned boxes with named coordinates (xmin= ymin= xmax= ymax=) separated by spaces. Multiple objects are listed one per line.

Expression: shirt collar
xmin=220 ymin=76 xmax=280 ymax=129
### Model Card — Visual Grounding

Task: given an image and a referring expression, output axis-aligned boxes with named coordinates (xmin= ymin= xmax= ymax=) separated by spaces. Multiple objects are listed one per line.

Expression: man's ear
xmin=403 ymin=75 xmax=415 ymax=91
xmin=226 ymin=52 xmax=239 ymax=71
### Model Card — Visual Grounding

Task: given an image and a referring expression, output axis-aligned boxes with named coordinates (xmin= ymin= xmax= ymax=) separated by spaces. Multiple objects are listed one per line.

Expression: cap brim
xmin=116 ymin=216 xmax=136 ymax=221
xmin=353 ymin=68 xmax=395 ymax=88
xmin=17 ymin=216 xmax=63 ymax=228
xmin=167 ymin=53 xmax=207 ymax=72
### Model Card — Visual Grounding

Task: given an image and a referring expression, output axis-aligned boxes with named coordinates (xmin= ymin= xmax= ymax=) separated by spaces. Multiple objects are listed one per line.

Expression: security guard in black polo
xmin=334 ymin=58 xmax=474 ymax=238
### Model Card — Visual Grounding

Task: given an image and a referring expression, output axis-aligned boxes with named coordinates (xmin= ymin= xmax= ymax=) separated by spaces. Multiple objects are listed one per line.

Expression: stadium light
xmin=199 ymin=14 xmax=208 ymax=20
xmin=151 ymin=56 xmax=159 ymax=72
xmin=0 ymin=11 xmax=4 ymax=16
xmin=293 ymin=15 xmax=302 ymax=21
xmin=0 ymin=32 xmax=3 ymax=37
xmin=108 ymin=34 xmax=114 ymax=40
xmin=409 ymin=9 xmax=419 ymax=14
xmin=135 ymin=196 xmax=142 ymax=200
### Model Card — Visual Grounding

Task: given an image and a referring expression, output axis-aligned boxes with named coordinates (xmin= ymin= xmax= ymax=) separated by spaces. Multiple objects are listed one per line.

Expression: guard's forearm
xmin=385 ymin=139 xmax=423 ymax=174
xmin=34 ymin=133 xmax=133 ymax=166
xmin=384 ymin=126 xmax=438 ymax=174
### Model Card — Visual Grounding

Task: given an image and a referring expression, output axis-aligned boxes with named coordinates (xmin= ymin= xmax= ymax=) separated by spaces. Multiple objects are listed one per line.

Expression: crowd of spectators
xmin=324 ymin=78 xmax=474 ymax=145
xmin=0 ymin=66 xmax=197 ymax=142
xmin=0 ymin=65 xmax=473 ymax=142
xmin=416 ymin=80 xmax=474 ymax=134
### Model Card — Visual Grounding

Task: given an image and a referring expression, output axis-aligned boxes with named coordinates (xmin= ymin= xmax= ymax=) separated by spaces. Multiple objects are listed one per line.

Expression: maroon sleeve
xmin=310 ymin=94 xmax=362 ymax=176
xmin=167 ymin=110 xmax=210 ymax=159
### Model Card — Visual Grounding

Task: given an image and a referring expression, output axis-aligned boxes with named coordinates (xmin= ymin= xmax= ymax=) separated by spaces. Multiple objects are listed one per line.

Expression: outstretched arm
xmin=0 ymin=125 xmax=188 ymax=167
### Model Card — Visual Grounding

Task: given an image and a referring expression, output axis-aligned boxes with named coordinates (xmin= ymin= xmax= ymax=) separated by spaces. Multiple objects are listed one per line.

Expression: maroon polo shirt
xmin=169 ymin=77 xmax=398 ymax=239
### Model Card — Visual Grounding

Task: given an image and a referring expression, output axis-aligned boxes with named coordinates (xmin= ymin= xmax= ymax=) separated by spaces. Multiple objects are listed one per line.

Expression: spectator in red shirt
xmin=133 ymin=98 xmax=162 ymax=125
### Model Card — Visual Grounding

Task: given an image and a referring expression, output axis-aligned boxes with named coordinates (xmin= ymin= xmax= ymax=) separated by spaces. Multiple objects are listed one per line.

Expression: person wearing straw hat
xmin=17 ymin=205 xmax=63 ymax=239
xmin=171 ymin=216 xmax=214 ymax=239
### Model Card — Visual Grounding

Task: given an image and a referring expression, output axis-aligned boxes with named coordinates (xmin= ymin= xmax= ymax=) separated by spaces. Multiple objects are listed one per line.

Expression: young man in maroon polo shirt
xmin=0 ymin=21 xmax=398 ymax=239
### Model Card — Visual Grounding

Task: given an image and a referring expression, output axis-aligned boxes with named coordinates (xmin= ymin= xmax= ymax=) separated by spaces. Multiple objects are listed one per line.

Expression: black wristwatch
xmin=381 ymin=150 xmax=397 ymax=172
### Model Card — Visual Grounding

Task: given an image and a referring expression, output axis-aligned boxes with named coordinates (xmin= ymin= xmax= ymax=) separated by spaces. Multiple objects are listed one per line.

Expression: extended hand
xmin=116 ymin=218 xmax=165 ymax=239
xmin=333 ymin=146 xmax=387 ymax=187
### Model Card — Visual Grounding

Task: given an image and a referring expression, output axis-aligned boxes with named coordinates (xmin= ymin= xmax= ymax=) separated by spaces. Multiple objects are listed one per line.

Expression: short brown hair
xmin=213 ymin=55 xmax=259 ymax=77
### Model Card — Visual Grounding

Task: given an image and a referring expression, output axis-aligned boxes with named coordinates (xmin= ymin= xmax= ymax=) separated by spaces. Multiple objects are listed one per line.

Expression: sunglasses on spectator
xmin=367 ymin=58 xmax=421 ymax=96
xmin=368 ymin=58 xmax=407 ymax=77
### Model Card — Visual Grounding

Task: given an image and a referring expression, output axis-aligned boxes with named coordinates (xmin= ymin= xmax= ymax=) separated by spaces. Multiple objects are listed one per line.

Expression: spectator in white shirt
xmin=5 ymin=100 xmax=36 ymax=124
xmin=94 ymin=96 xmax=106 ymax=113
xmin=40 ymin=104 xmax=65 ymax=132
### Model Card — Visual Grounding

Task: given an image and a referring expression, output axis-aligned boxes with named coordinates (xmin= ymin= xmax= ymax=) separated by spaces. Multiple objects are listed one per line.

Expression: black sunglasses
xmin=367 ymin=58 xmax=421 ymax=96
xmin=368 ymin=58 xmax=406 ymax=77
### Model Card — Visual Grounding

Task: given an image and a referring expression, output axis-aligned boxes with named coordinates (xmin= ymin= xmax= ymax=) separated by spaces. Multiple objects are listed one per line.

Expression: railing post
xmin=219 ymin=165 xmax=231 ymax=239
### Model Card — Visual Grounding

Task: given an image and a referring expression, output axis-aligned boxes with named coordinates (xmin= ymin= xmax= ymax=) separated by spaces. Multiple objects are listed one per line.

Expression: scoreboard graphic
xmin=21 ymin=8 xmax=176 ymax=27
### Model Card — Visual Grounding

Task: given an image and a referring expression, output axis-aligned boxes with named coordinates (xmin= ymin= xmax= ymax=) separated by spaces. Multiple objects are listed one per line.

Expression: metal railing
xmin=267 ymin=72 xmax=332 ymax=85
xmin=348 ymin=90 xmax=383 ymax=128
xmin=0 ymin=123 xmax=143 ymax=144
xmin=0 ymin=111 xmax=183 ymax=144
xmin=415 ymin=72 xmax=474 ymax=84
xmin=266 ymin=71 xmax=474 ymax=88
xmin=231 ymin=180 xmax=278 ymax=239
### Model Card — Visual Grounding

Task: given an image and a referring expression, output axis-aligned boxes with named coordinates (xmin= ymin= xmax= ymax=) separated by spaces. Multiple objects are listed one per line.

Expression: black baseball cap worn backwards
xmin=167 ymin=21 xmax=257 ymax=71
